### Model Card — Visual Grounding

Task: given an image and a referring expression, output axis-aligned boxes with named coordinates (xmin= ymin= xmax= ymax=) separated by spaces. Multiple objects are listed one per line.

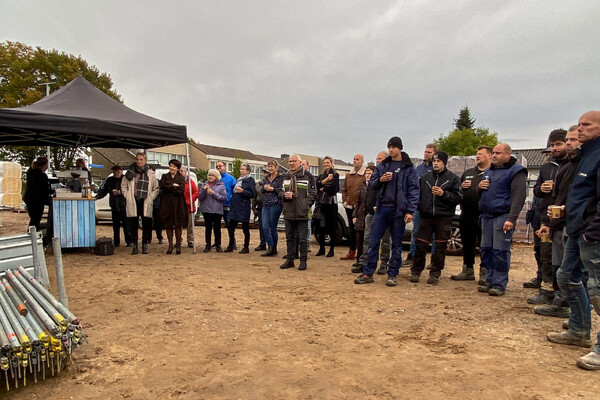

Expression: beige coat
xmin=121 ymin=168 xmax=159 ymax=218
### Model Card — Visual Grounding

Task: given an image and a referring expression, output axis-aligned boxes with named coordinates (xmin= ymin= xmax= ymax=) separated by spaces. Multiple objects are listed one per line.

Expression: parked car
xmin=95 ymin=167 xmax=198 ymax=223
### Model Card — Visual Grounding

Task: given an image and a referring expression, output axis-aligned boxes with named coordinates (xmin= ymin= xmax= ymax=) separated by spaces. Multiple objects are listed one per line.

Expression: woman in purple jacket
xmin=198 ymin=169 xmax=227 ymax=252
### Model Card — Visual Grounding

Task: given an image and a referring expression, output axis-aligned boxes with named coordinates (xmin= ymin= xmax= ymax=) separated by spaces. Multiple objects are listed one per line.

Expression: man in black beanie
xmin=410 ymin=151 xmax=462 ymax=284
xmin=354 ymin=136 xmax=419 ymax=286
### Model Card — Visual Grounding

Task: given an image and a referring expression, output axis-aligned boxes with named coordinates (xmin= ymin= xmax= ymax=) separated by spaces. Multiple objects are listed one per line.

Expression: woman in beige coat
xmin=121 ymin=151 xmax=159 ymax=255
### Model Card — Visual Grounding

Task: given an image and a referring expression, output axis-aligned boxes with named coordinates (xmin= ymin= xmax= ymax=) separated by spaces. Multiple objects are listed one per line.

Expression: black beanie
xmin=387 ymin=136 xmax=403 ymax=149
xmin=433 ymin=151 xmax=448 ymax=165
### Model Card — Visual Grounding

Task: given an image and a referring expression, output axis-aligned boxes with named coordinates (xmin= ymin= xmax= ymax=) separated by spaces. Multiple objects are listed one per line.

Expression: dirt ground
xmin=1 ymin=210 xmax=599 ymax=399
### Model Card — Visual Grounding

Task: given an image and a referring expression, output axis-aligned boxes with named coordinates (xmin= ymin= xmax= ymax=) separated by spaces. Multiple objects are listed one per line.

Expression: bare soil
xmin=1 ymin=210 xmax=599 ymax=399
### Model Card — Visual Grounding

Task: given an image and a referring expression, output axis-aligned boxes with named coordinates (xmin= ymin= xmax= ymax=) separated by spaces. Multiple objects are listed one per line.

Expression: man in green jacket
xmin=279 ymin=154 xmax=317 ymax=271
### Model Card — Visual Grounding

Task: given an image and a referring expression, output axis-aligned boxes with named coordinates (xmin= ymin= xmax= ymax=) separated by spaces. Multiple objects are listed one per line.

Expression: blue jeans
xmin=480 ymin=214 xmax=513 ymax=290
xmin=262 ymin=204 xmax=282 ymax=247
xmin=410 ymin=210 xmax=434 ymax=256
xmin=556 ymin=234 xmax=600 ymax=341
xmin=364 ymin=206 xmax=406 ymax=277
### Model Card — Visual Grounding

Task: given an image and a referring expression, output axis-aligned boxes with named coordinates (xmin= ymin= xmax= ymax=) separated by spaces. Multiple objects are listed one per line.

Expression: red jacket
xmin=184 ymin=179 xmax=199 ymax=213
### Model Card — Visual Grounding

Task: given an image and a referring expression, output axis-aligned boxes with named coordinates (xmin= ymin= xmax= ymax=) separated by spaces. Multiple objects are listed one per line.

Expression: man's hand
xmin=432 ymin=186 xmax=444 ymax=197
xmin=352 ymin=217 xmax=357 ymax=224
xmin=461 ymin=180 xmax=472 ymax=189
xmin=285 ymin=191 xmax=294 ymax=200
xmin=538 ymin=225 xmax=550 ymax=236
xmin=479 ymin=180 xmax=490 ymax=190
xmin=380 ymin=172 xmax=393 ymax=182
xmin=404 ymin=213 xmax=413 ymax=224
xmin=540 ymin=181 xmax=553 ymax=193
xmin=235 ymin=187 xmax=243 ymax=193
xmin=502 ymin=220 xmax=513 ymax=232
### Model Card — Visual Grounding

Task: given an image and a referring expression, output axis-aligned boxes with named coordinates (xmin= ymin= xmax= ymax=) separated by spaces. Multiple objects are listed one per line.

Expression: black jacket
xmin=97 ymin=175 xmax=127 ymax=212
xmin=23 ymin=168 xmax=51 ymax=209
xmin=459 ymin=166 xmax=485 ymax=218
xmin=533 ymin=156 xmax=568 ymax=215
xmin=417 ymin=168 xmax=462 ymax=218
xmin=540 ymin=154 xmax=580 ymax=230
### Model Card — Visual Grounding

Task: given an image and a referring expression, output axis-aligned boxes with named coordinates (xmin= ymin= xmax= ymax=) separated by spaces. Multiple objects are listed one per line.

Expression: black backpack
xmin=95 ymin=237 xmax=115 ymax=256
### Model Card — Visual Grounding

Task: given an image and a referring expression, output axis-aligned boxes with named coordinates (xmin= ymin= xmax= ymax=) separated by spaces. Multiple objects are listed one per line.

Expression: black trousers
xmin=318 ymin=203 xmax=337 ymax=249
xmin=203 ymin=212 xmax=222 ymax=247
xmin=413 ymin=216 xmax=452 ymax=277
xmin=345 ymin=208 xmax=356 ymax=250
xmin=285 ymin=219 xmax=308 ymax=261
xmin=129 ymin=198 xmax=152 ymax=244
xmin=459 ymin=215 xmax=482 ymax=269
xmin=153 ymin=208 xmax=163 ymax=241
xmin=27 ymin=205 xmax=44 ymax=231
xmin=228 ymin=219 xmax=250 ymax=248
xmin=111 ymin=208 xmax=131 ymax=246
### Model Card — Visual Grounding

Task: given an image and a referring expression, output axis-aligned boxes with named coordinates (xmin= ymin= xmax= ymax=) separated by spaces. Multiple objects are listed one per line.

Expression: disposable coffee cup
xmin=540 ymin=232 xmax=551 ymax=242
xmin=550 ymin=205 xmax=564 ymax=219
xmin=545 ymin=180 xmax=554 ymax=190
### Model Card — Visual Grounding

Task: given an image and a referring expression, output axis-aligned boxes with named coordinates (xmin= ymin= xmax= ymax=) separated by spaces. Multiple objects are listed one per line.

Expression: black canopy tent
xmin=0 ymin=76 xmax=187 ymax=148
xmin=0 ymin=76 xmax=198 ymax=252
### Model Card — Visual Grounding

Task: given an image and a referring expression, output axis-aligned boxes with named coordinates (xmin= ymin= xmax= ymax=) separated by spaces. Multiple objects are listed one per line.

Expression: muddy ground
xmin=1 ymin=210 xmax=599 ymax=399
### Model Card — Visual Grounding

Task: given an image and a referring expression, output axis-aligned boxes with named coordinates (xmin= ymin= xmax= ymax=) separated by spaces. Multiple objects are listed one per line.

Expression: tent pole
xmin=186 ymin=142 xmax=196 ymax=254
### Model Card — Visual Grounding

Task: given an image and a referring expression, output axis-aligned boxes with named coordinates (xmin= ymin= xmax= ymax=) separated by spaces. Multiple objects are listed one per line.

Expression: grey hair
xmin=207 ymin=168 xmax=221 ymax=180
xmin=289 ymin=153 xmax=302 ymax=161
xmin=240 ymin=162 xmax=252 ymax=172
xmin=135 ymin=150 xmax=146 ymax=157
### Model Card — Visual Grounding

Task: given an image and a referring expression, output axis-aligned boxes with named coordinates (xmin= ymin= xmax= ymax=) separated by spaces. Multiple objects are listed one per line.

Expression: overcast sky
xmin=2 ymin=1 xmax=599 ymax=163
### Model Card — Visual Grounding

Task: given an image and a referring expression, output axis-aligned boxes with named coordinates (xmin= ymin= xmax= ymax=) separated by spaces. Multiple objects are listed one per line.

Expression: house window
xmin=310 ymin=166 xmax=319 ymax=176
xmin=210 ymin=161 xmax=216 ymax=170
xmin=227 ymin=162 xmax=233 ymax=172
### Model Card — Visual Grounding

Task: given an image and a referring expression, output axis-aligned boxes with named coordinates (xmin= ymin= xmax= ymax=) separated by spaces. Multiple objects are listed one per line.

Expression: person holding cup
xmin=528 ymin=129 xmax=568 ymax=305
xmin=477 ymin=143 xmax=527 ymax=296
xmin=96 ymin=165 xmax=132 ymax=247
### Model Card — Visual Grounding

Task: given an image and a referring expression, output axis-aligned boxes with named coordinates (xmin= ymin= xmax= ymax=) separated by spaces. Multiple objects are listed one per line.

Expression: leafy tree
xmin=232 ymin=156 xmax=242 ymax=179
xmin=454 ymin=106 xmax=476 ymax=130
xmin=0 ymin=41 xmax=121 ymax=169
xmin=435 ymin=127 xmax=498 ymax=156
xmin=195 ymin=168 xmax=208 ymax=183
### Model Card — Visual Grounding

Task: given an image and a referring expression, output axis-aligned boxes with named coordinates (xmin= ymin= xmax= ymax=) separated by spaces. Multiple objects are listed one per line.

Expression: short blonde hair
xmin=207 ymin=168 xmax=221 ymax=180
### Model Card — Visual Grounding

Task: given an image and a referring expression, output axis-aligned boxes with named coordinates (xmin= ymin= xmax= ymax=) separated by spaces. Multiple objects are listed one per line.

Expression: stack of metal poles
xmin=0 ymin=265 xmax=84 ymax=391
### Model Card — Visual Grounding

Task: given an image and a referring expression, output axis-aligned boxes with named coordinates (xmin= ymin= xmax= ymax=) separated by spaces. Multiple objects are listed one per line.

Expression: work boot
xmin=478 ymin=267 xmax=487 ymax=286
xmin=376 ymin=265 xmax=388 ymax=275
xmin=427 ymin=275 xmax=440 ymax=285
xmin=488 ymin=288 xmax=505 ymax=296
xmin=527 ymin=289 xmax=554 ymax=305
xmin=280 ymin=259 xmax=295 ymax=269
xmin=402 ymin=254 xmax=414 ymax=266
xmin=534 ymin=304 xmax=570 ymax=318
xmin=577 ymin=351 xmax=600 ymax=371
xmin=298 ymin=260 xmax=307 ymax=270
xmin=315 ymin=247 xmax=326 ymax=256
xmin=326 ymin=248 xmax=334 ymax=258
xmin=142 ymin=243 xmax=149 ymax=254
xmin=477 ymin=284 xmax=490 ymax=293
xmin=215 ymin=246 xmax=223 ymax=253
xmin=239 ymin=247 xmax=250 ymax=254
xmin=450 ymin=265 xmax=475 ymax=281
xmin=354 ymin=274 xmax=374 ymax=284
xmin=546 ymin=331 xmax=592 ymax=348
xmin=340 ymin=250 xmax=356 ymax=260
xmin=255 ymin=244 xmax=266 ymax=251
xmin=203 ymin=246 xmax=211 ymax=253
xmin=351 ymin=264 xmax=363 ymax=273
xmin=386 ymin=276 xmax=398 ymax=287
xmin=131 ymin=242 xmax=139 ymax=255
xmin=523 ymin=277 xmax=542 ymax=289
xmin=224 ymin=245 xmax=234 ymax=253
xmin=409 ymin=274 xmax=420 ymax=283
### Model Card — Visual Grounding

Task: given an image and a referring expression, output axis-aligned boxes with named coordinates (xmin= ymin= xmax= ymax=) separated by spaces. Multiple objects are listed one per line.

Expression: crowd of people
xmin=23 ymin=110 xmax=600 ymax=371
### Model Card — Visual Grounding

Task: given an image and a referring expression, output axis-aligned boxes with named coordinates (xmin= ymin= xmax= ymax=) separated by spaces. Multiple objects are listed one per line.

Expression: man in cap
xmin=354 ymin=137 xmax=419 ymax=286
xmin=96 ymin=165 xmax=131 ymax=247
xmin=410 ymin=151 xmax=461 ymax=284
